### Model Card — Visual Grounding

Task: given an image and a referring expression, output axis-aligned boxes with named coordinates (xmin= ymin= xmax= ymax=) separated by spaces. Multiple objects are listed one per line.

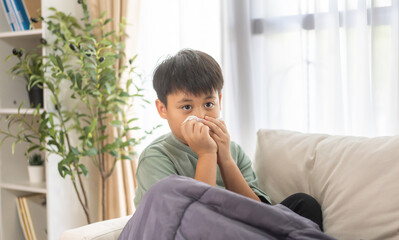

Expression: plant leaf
xmin=85 ymin=148 xmax=97 ymax=156
xmin=110 ymin=120 xmax=123 ymax=128
xmin=79 ymin=164 xmax=88 ymax=176
xmin=121 ymin=155 xmax=132 ymax=160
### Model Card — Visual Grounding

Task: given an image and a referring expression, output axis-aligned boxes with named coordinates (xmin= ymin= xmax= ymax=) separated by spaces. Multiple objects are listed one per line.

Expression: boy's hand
xmin=202 ymin=116 xmax=232 ymax=165
xmin=202 ymin=116 xmax=260 ymax=201
xmin=181 ymin=119 xmax=217 ymax=157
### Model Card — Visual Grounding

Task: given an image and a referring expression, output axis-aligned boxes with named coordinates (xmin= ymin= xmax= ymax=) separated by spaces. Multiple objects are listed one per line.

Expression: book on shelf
xmin=9 ymin=0 xmax=30 ymax=30
xmin=3 ymin=0 xmax=18 ymax=31
xmin=1 ymin=0 xmax=41 ymax=32
xmin=16 ymin=194 xmax=47 ymax=240
xmin=1 ymin=0 xmax=15 ymax=31
xmin=22 ymin=0 xmax=41 ymax=29
xmin=17 ymin=196 xmax=33 ymax=240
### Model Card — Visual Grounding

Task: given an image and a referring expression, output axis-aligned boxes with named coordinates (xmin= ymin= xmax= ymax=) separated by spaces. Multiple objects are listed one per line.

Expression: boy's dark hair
xmin=153 ymin=49 xmax=224 ymax=105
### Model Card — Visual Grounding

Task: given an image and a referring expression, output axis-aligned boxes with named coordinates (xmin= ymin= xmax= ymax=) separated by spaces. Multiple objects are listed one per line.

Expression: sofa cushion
xmin=253 ymin=129 xmax=399 ymax=240
xmin=253 ymin=129 xmax=329 ymax=204
xmin=59 ymin=215 xmax=132 ymax=240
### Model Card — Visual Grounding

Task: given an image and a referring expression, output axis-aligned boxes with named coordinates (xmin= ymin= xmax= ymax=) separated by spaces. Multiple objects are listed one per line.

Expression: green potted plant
xmin=27 ymin=153 xmax=45 ymax=183
xmin=0 ymin=1 xmax=159 ymax=223
xmin=6 ymin=47 xmax=44 ymax=108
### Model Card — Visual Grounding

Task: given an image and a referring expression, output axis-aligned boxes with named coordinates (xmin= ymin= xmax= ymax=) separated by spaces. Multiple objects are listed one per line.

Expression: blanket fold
xmin=119 ymin=175 xmax=335 ymax=240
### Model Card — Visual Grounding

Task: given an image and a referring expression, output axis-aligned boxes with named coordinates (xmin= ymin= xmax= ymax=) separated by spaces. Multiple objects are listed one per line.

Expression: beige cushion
xmin=254 ymin=129 xmax=399 ymax=240
xmin=253 ymin=129 xmax=329 ymax=204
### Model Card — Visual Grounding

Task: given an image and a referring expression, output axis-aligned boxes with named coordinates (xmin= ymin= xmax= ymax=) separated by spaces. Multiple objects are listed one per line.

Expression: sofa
xmin=60 ymin=129 xmax=399 ymax=240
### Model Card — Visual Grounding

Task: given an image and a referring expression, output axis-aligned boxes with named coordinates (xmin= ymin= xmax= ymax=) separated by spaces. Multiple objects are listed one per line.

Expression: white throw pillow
xmin=253 ymin=129 xmax=399 ymax=240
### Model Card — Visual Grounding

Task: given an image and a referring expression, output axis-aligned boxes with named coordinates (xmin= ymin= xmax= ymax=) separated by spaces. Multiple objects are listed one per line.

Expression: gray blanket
xmin=119 ymin=175 xmax=335 ymax=240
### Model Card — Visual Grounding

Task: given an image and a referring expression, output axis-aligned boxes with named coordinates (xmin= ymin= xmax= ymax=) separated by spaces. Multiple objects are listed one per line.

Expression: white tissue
xmin=182 ymin=115 xmax=222 ymax=124
xmin=182 ymin=115 xmax=203 ymax=124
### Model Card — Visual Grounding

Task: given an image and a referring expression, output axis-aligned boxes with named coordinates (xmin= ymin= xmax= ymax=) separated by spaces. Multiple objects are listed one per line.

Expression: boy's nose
xmin=193 ymin=109 xmax=206 ymax=119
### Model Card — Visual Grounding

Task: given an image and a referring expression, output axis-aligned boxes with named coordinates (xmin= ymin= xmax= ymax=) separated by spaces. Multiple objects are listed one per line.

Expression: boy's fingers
xmin=204 ymin=116 xmax=227 ymax=132
xmin=201 ymin=125 xmax=210 ymax=135
xmin=181 ymin=120 xmax=195 ymax=140
xmin=203 ymin=119 xmax=223 ymax=136
xmin=209 ymin=131 xmax=221 ymax=142
xmin=184 ymin=119 xmax=196 ymax=133
xmin=180 ymin=126 xmax=189 ymax=143
xmin=193 ymin=121 xmax=202 ymax=136
xmin=204 ymin=122 xmax=225 ymax=141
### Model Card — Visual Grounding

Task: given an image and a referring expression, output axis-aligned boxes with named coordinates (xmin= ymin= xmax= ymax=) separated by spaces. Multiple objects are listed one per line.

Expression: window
xmin=250 ymin=0 xmax=399 ymax=136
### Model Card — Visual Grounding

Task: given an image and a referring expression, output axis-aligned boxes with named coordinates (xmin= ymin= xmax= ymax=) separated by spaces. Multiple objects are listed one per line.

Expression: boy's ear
xmin=155 ymin=99 xmax=168 ymax=119
xmin=218 ymin=93 xmax=222 ymax=110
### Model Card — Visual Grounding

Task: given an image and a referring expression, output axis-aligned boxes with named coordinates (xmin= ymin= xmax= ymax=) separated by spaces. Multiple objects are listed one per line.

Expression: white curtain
xmin=222 ymin=0 xmax=258 ymax=158
xmin=223 ymin=0 xmax=399 ymax=157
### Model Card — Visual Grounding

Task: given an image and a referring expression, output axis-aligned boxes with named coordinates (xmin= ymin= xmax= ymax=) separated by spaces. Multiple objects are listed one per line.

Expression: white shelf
xmin=0 ymin=108 xmax=44 ymax=115
xmin=0 ymin=29 xmax=42 ymax=39
xmin=0 ymin=181 xmax=46 ymax=194
xmin=0 ymin=2 xmax=93 ymax=239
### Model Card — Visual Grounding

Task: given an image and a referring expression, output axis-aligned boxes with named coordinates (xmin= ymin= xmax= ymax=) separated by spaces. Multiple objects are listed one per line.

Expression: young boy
xmin=134 ymin=49 xmax=323 ymax=231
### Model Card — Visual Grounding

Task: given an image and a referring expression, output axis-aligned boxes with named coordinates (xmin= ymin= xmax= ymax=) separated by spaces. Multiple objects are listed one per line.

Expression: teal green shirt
xmin=134 ymin=133 xmax=270 ymax=207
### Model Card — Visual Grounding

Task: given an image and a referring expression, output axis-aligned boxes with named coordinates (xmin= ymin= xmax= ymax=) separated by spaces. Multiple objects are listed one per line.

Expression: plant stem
xmin=70 ymin=172 xmax=91 ymax=223
xmin=52 ymin=90 xmax=91 ymax=223
xmin=101 ymin=171 xmax=107 ymax=220
xmin=98 ymin=109 xmax=107 ymax=219
xmin=74 ymin=161 xmax=89 ymax=209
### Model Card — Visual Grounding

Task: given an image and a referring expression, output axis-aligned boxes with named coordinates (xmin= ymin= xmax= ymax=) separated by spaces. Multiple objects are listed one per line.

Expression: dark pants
xmin=280 ymin=193 xmax=324 ymax=231
xmin=260 ymin=192 xmax=324 ymax=231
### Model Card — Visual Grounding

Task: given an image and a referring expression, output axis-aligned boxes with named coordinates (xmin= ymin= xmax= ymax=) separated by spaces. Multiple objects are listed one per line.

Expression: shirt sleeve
xmin=134 ymin=149 xmax=178 ymax=208
xmin=234 ymin=143 xmax=272 ymax=204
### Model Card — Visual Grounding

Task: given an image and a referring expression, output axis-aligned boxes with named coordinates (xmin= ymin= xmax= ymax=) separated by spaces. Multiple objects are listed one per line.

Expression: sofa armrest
xmin=60 ymin=215 xmax=132 ymax=240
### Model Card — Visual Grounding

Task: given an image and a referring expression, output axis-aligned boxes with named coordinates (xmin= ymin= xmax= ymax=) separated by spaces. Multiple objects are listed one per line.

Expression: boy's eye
xmin=205 ymin=102 xmax=214 ymax=108
xmin=182 ymin=105 xmax=192 ymax=111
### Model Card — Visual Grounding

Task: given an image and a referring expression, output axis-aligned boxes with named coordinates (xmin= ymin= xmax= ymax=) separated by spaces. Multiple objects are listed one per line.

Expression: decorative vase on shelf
xmin=28 ymin=153 xmax=44 ymax=183
xmin=28 ymin=165 xmax=44 ymax=183
xmin=6 ymin=47 xmax=44 ymax=109
xmin=27 ymin=84 xmax=44 ymax=108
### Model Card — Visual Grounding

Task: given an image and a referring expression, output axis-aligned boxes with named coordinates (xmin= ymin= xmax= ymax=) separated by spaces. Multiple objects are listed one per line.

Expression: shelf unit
xmin=0 ymin=1 xmax=99 ymax=239
xmin=0 ymin=29 xmax=42 ymax=39
xmin=0 ymin=115 xmax=47 ymax=240
xmin=0 ymin=108 xmax=45 ymax=115
xmin=0 ymin=0 xmax=46 ymax=235
xmin=0 ymin=181 xmax=46 ymax=194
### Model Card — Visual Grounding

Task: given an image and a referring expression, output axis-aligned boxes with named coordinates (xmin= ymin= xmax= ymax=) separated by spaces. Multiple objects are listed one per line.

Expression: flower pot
xmin=28 ymin=165 xmax=44 ymax=183
xmin=27 ymin=85 xmax=43 ymax=108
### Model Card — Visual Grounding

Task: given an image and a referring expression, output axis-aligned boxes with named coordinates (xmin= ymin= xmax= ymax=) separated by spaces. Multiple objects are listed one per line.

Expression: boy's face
xmin=155 ymin=90 xmax=222 ymax=144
